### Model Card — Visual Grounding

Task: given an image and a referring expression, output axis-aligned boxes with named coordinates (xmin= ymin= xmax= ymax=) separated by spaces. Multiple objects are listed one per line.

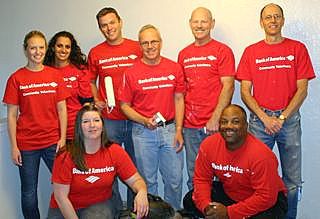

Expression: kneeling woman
xmin=48 ymin=104 xmax=148 ymax=219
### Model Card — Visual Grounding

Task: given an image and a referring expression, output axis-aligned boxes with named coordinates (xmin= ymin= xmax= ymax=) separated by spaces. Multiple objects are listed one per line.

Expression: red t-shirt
xmin=193 ymin=133 xmax=287 ymax=219
xmin=178 ymin=39 xmax=235 ymax=128
xmin=237 ymin=38 xmax=315 ymax=110
xmin=55 ymin=64 xmax=92 ymax=139
xmin=118 ymin=57 xmax=185 ymax=120
xmin=50 ymin=144 xmax=136 ymax=209
xmin=2 ymin=66 xmax=69 ymax=150
xmin=88 ymin=39 xmax=142 ymax=120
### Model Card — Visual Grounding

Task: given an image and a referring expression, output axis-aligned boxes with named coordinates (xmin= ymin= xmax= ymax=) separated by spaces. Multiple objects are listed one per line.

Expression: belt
xmin=158 ymin=119 xmax=175 ymax=127
xmin=260 ymin=107 xmax=284 ymax=114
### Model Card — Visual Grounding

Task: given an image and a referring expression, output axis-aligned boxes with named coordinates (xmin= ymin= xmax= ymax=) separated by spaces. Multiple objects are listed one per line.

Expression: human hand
xmin=173 ymin=131 xmax=184 ymax=153
xmin=144 ymin=117 xmax=157 ymax=130
xmin=262 ymin=116 xmax=282 ymax=135
xmin=205 ymin=117 xmax=219 ymax=135
xmin=57 ymin=138 xmax=66 ymax=152
xmin=133 ymin=190 xmax=149 ymax=218
xmin=11 ymin=146 xmax=22 ymax=166
xmin=204 ymin=202 xmax=228 ymax=219
xmin=94 ymin=100 xmax=107 ymax=110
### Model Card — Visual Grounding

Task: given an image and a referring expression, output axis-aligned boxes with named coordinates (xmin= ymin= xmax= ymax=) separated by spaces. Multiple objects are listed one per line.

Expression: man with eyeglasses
xmin=237 ymin=3 xmax=315 ymax=218
xmin=119 ymin=24 xmax=185 ymax=210
xmin=178 ymin=7 xmax=235 ymax=191
xmin=88 ymin=7 xmax=142 ymax=215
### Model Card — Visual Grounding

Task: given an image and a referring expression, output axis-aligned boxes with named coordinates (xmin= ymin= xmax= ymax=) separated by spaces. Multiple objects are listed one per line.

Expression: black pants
xmin=183 ymin=181 xmax=288 ymax=219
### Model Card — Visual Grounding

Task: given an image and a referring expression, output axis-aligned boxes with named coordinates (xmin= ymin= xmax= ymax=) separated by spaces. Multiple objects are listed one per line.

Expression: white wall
xmin=0 ymin=0 xmax=319 ymax=218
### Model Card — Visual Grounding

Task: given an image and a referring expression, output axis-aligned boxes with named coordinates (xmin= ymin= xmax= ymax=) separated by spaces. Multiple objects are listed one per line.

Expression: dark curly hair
xmin=44 ymin=31 xmax=87 ymax=69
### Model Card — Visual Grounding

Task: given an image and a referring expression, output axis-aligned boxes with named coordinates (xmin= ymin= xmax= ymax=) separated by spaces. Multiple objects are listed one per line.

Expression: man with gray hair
xmin=119 ymin=24 xmax=185 ymax=209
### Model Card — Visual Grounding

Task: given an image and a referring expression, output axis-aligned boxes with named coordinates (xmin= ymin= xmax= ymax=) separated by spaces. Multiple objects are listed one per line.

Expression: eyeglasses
xmin=140 ymin=40 xmax=160 ymax=48
xmin=263 ymin=14 xmax=283 ymax=21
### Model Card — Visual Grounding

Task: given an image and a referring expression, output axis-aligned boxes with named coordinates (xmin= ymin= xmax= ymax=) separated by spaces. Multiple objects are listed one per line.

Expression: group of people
xmin=2 ymin=2 xmax=315 ymax=219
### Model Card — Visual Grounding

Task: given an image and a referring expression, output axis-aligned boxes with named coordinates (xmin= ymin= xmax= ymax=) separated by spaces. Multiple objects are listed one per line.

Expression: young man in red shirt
xmin=88 ymin=7 xmax=142 ymax=213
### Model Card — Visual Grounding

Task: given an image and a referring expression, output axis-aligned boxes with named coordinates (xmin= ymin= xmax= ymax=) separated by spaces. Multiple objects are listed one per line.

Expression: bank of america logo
xmin=85 ymin=176 xmax=100 ymax=183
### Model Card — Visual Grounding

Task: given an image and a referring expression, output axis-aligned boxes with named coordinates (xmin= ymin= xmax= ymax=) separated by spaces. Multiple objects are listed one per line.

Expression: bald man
xmin=178 ymin=7 xmax=235 ymax=190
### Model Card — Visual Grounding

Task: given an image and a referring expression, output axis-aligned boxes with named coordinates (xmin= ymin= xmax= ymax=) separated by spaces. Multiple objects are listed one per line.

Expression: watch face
xmin=279 ymin=115 xmax=285 ymax=120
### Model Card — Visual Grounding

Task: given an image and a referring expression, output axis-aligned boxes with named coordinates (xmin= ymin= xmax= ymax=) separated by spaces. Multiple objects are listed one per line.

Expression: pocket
xmin=132 ymin=123 xmax=145 ymax=136
xmin=286 ymin=111 xmax=301 ymax=123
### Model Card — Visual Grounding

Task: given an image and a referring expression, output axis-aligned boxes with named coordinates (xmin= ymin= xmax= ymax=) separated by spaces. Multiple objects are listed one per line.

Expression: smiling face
xmin=54 ymin=36 xmax=71 ymax=66
xmin=98 ymin=12 xmax=123 ymax=45
xmin=219 ymin=105 xmax=248 ymax=150
xmin=189 ymin=7 xmax=214 ymax=46
xmin=25 ymin=36 xmax=46 ymax=67
xmin=81 ymin=111 xmax=103 ymax=141
xmin=260 ymin=4 xmax=284 ymax=38
xmin=139 ymin=26 xmax=162 ymax=65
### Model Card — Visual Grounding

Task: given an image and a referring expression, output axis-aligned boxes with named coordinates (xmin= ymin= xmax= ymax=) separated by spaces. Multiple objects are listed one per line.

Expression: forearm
xmin=193 ymin=178 xmax=213 ymax=213
xmin=174 ymin=93 xmax=184 ymax=132
xmin=55 ymin=197 xmax=79 ymax=219
xmin=193 ymin=152 xmax=214 ymax=212
xmin=125 ymin=173 xmax=147 ymax=195
xmin=120 ymin=103 xmax=148 ymax=125
xmin=227 ymin=190 xmax=277 ymax=218
xmin=7 ymin=105 xmax=18 ymax=149
xmin=281 ymin=79 xmax=308 ymax=118
xmin=90 ymin=80 xmax=100 ymax=102
xmin=57 ymin=100 xmax=67 ymax=141
xmin=241 ymin=81 xmax=267 ymax=121
xmin=210 ymin=79 xmax=234 ymax=120
xmin=8 ymin=115 xmax=18 ymax=149
xmin=131 ymin=177 xmax=147 ymax=194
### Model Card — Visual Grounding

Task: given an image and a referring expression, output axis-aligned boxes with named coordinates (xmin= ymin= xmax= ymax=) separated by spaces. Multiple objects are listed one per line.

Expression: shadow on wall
xmin=0 ymin=125 xmax=52 ymax=219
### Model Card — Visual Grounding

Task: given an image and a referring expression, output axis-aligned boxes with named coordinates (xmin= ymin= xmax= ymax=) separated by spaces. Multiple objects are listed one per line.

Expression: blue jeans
xmin=183 ymin=127 xmax=210 ymax=190
xmin=132 ymin=122 xmax=184 ymax=209
xmin=19 ymin=144 xmax=56 ymax=219
xmin=47 ymin=199 xmax=114 ymax=219
xmin=104 ymin=119 xmax=135 ymax=211
xmin=249 ymin=110 xmax=302 ymax=219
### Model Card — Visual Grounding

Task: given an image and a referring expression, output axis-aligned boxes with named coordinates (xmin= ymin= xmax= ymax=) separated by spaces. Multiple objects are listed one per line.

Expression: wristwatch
xmin=279 ymin=114 xmax=286 ymax=121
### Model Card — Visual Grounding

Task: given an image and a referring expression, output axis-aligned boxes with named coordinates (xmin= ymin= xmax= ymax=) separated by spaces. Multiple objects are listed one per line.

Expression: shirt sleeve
xmin=193 ymin=140 xmax=215 ymax=213
xmin=111 ymin=144 xmax=137 ymax=181
xmin=236 ymin=47 xmax=252 ymax=81
xmin=51 ymin=152 xmax=73 ymax=185
xmin=55 ymin=71 xmax=70 ymax=102
xmin=218 ymin=45 xmax=236 ymax=77
xmin=78 ymin=68 xmax=93 ymax=99
xmin=88 ymin=50 xmax=99 ymax=82
xmin=295 ymin=43 xmax=316 ymax=80
xmin=2 ymin=74 xmax=19 ymax=105
xmin=174 ymin=64 xmax=186 ymax=94
xmin=227 ymin=157 xmax=281 ymax=218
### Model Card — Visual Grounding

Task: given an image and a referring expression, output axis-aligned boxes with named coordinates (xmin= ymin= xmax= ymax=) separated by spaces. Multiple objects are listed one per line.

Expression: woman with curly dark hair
xmin=48 ymin=104 xmax=149 ymax=219
xmin=44 ymin=31 xmax=93 ymax=141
